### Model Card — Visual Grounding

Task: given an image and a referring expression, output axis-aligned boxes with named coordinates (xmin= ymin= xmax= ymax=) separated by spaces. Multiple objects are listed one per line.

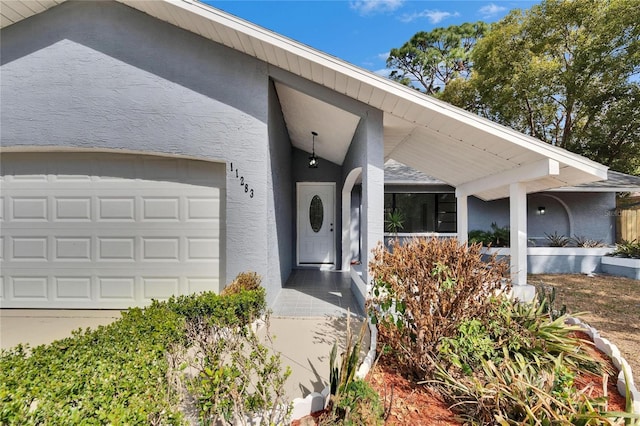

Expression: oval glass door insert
xmin=309 ymin=195 xmax=324 ymax=233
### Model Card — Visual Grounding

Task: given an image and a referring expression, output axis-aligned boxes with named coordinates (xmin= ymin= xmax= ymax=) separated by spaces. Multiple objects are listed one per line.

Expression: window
xmin=384 ymin=193 xmax=456 ymax=233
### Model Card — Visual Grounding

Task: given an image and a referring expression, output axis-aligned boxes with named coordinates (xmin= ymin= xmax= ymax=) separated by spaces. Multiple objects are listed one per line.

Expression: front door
xmin=297 ymin=183 xmax=335 ymax=266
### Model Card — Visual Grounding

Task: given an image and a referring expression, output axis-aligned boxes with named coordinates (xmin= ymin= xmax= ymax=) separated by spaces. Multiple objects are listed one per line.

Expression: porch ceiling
xmin=274 ymin=82 xmax=359 ymax=166
xmin=1 ymin=0 xmax=609 ymax=200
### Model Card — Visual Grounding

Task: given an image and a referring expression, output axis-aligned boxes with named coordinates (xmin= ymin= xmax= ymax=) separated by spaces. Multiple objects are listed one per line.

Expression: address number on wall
xmin=229 ymin=162 xmax=254 ymax=198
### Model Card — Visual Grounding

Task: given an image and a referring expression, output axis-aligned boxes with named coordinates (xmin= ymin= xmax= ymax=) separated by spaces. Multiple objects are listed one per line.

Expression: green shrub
xmin=0 ymin=287 xmax=268 ymax=425
xmin=0 ymin=304 xmax=185 ymax=424
xmin=324 ymin=380 xmax=384 ymax=426
xmin=469 ymin=222 xmax=510 ymax=247
xmin=180 ymin=316 xmax=291 ymax=425
xmin=367 ymin=237 xmax=509 ymax=379
xmin=610 ymin=239 xmax=640 ymax=258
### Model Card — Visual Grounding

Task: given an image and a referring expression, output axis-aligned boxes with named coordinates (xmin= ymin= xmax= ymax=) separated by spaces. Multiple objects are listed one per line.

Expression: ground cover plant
xmin=609 ymin=239 xmax=640 ymax=258
xmin=0 ymin=272 xmax=290 ymax=425
xmin=532 ymin=273 xmax=640 ymax=389
xmin=367 ymin=237 xmax=639 ymax=425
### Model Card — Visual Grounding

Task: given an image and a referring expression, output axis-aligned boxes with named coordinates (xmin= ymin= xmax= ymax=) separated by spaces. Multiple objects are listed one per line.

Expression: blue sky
xmin=205 ymin=0 xmax=539 ymax=75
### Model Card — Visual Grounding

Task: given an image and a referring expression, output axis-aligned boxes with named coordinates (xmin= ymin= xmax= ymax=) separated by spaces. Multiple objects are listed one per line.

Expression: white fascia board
xmin=456 ymin=159 xmax=559 ymax=197
xmin=550 ymin=187 xmax=640 ymax=193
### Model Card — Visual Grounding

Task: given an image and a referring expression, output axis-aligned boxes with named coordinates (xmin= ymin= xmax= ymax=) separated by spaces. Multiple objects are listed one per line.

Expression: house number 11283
xmin=229 ymin=162 xmax=254 ymax=198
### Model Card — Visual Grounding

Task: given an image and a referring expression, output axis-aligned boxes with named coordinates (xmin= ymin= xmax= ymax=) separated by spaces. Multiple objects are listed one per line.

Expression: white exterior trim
xmin=457 ymin=159 xmax=560 ymax=197
xmin=510 ymin=182 xmax=528 ymax=286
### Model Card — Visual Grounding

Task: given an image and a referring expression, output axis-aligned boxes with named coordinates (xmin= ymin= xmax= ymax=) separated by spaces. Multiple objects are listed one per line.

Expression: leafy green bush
xmin=610 ymin=239 xmax=640 ymax=258
xmin=326 ymin=380 xmax=385 ymax=426
xmin=469 ymin=222 xmax=510 ymax=247
xmin=367 ymin=237 xmax=509 ymax=379
xmin=0 ymin=287 xmax=268 ymax=425
xmin=178 ymin=316 xmax=291 ymax=425
xmin=0 ymin=304 xmax=185 ymax=425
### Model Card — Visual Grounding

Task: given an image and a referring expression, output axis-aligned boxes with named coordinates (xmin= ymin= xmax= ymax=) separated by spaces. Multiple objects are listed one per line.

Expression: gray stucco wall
xmin=1 ymin=1 xmax=277 ymax=300
xmin=342 ymin=108 xmax=385 ymax=305
xmin=469 ymin=192 xmax=615 ymax=245
xmin=267 ymin=81 xmax=293 ymax=300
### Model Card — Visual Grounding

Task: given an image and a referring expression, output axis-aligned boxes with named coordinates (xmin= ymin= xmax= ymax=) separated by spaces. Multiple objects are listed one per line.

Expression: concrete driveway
xmin=0 ymin=309 xmax=122 ymax=350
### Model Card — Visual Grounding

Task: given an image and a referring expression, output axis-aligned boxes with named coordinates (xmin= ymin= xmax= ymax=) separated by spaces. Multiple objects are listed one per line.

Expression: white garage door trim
xmin=0 ymin=152 xmax=225 ymax=309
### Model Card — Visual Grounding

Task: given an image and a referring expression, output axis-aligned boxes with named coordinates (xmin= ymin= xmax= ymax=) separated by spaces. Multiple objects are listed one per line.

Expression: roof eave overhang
xmin=1 ymin=0 xmax=610 ymax=199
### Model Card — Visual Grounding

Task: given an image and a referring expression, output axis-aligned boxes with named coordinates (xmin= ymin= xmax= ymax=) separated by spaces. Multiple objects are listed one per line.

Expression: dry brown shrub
xmin=367 ymin=237 xmax=510 ymax=379
xmin=220 ymin=271 xmax=262 ymax=296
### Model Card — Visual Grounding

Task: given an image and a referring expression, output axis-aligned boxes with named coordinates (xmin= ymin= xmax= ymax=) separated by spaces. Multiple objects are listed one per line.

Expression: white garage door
xmin=0 ymin=152 xmax=225 ymax=309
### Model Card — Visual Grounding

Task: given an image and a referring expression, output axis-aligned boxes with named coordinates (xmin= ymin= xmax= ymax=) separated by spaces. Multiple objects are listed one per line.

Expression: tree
xmin=386 ymin=22 xmax=488 ymax=95
xmin=441 ymin=0 xmax=640 ymax=174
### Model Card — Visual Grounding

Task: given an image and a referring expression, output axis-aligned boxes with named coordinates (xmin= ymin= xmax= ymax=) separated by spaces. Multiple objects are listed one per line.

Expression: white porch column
xmin=455 ymin=190 xmax=468 ymax=243
xmin=509 ymin=182 xmax=535 ymax=301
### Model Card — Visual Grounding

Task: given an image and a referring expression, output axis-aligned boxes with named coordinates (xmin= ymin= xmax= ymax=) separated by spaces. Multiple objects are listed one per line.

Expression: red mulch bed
xmin=293 ymin=331 xmax=627 ymax=425
xmin=366 ymin=354 xmax=462 ymax=425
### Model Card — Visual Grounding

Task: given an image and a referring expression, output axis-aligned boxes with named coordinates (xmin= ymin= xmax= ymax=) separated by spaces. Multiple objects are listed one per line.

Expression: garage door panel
xmin=142 ymin=277 xmax=180 ymax=300
xmin=0 ymin=153 xmax=224 ymax=309
xmin=55 ymin=197 xmax=92 ymax=221
xmin=98 ymin=197 xmax=136 ymax=221
xmin=11 ymin=197 xmax=48 ymax=221
xmin=55 ymin=276 xmax=92 ymax=300
xmin=187 ymin=197 xmax=220 ymax=220
xmin=55 ymin=237 xmax=92 ymax=261
xmin=99 ymin=277 xmax=136 ymax=300
xmin=142 ymin=197 xmax=180 ymax=221
xmin=142 ymin=237 xmax=180 ymax=261
xmin=11 ymin=237 xmax=48 ymax=261
xmin=98 ymin=237 xmax=136 ymax=261
xmin=187 ymin=277 xmax=220 ymax=294
xmin=10 ymin=276 xmax=49 ymax=300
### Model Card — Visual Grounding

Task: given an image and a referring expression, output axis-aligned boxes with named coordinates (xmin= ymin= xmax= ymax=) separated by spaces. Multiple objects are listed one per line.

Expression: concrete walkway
xmin=259 ymin=314 xmax=368 ymax=400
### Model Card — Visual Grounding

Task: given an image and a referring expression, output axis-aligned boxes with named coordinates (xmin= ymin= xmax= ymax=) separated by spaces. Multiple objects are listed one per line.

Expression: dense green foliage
xmin=610 ymin=239 xmax=640 ymax=258
xmin=388 ymin=0 xmax=640 ymax=174
xmin=468 ymin=222 xmax=510 ymax=247
xmin=386 ymin=22 xmax=487 ymax=95
xmin=0 ymin=288 xmax=266 ymax=424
